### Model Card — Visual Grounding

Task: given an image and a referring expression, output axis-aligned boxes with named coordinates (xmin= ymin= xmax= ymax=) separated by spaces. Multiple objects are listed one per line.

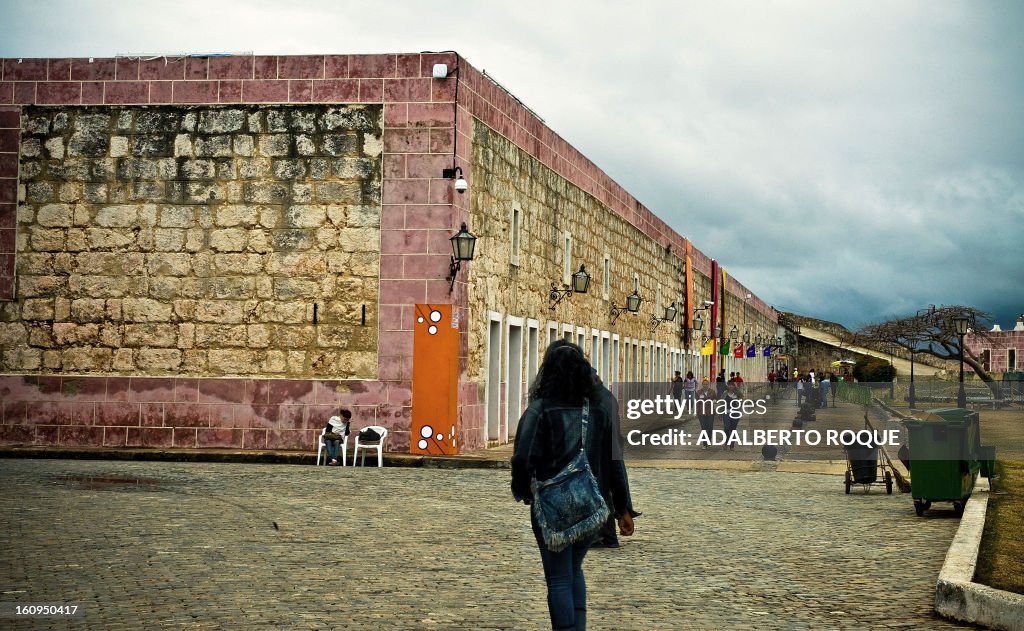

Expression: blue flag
xmin=763 ymin=345 xmax=772 ymax=357
xmin=746 ymin=344 xmax=756 ymax=358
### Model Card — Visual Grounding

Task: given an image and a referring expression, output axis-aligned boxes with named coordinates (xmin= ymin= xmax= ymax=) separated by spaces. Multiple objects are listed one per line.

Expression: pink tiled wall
xmin=0 ymin=374 xmax=392 ymax=450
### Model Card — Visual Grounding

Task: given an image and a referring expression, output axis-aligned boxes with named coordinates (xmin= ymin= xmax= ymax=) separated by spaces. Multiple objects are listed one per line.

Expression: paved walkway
xmin=0 ymin=459 xmax=968 ymax=629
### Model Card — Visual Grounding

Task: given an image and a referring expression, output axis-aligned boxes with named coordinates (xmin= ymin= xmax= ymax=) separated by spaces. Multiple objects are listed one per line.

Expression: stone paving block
xmin=0 ymin=460 xmax=968 ymax=630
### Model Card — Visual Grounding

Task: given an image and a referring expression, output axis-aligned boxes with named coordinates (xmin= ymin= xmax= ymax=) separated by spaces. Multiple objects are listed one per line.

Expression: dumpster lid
xmin=919 ymin=407 xmax=978 ymax=423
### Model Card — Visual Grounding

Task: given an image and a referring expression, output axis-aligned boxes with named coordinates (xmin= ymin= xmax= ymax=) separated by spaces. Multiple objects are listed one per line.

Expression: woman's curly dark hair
xmin=528 ymin=340 xmax=594 ymax=404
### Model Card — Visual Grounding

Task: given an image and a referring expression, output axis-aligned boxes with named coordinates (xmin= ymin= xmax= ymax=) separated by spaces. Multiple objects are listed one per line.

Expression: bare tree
xmin=853 ymin=305 xmax=1001 ymax=399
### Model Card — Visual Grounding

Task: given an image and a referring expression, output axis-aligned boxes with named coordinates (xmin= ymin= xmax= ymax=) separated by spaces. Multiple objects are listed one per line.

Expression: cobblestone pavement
xmin=0 ymin=459 xmax=969 ymax=630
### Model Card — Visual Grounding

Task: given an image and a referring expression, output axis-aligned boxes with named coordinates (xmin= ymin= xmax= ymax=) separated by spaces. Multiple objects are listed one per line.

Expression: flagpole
xmin=709 ymin=259 xmax=719 ymax=382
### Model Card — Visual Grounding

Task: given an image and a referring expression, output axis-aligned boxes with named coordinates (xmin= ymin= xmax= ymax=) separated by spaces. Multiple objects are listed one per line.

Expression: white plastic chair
xmin=352 ymin=426 xmax=389 ymax=467
xmin=316 ymin=427 xmax=349 ymax=466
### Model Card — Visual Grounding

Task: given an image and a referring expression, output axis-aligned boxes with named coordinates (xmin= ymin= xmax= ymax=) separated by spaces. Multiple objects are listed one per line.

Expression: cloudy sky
xmin=2 ymin=0 xmax=1022 ymax=330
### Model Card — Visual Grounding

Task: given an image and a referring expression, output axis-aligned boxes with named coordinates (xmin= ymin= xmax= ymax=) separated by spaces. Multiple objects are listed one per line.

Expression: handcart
xmin=844 ymin=441 xmax=893 ymax=495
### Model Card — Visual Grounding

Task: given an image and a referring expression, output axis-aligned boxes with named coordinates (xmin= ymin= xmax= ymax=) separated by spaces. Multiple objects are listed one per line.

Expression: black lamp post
xmin=729 ymin=325 xmax=739 ymax=372
xmin=888 ymin=343 xmax=895 ymax=400
xmin=908 ymin=337 xmax=917 ymax=409
xmin=954 ymin=315 xmax=969 ymax=408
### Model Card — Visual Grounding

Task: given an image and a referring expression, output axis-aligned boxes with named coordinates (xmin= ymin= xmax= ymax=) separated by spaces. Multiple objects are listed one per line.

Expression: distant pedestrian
xmin=820 ymin=374 xmax=830 ymax=409
xmin=723 ymin=383 xmax=742 ymax=450
xmin=796 ymin=377 xmax=805 ymax=407
xmin=683 ymin=371 xmax=697 ymax=405
xmin=695 ymin=378 xmax=716 ymax=449
xmin=671 ymin=371 xmax=684 ymax=403
xmin=716 ymin=369 xmax=727 ymax=397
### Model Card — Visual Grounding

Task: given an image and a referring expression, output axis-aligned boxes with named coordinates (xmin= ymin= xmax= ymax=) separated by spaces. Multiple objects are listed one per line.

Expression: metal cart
xmin=844 ymin=441 xmax=894 ymax=495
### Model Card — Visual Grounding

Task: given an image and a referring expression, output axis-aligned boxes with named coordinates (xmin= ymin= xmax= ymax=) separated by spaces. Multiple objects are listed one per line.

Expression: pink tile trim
xmin=172 ymin=81 xmax=219 ymax=103
xmin=114 ymin=58 xmax=139 ymax=80
xmin=288 ymin=80 xmax=312 ymax=102
xmin=219 ymin=80 xmax=242 ymax=103
xmin=312 ymin=79 xmax=358 ymax=102
xmin=209 ymin=56 xmax=254 ymax=80
xmin=48 ymin=59 xmax=72 ymax=81
xmin=3 ymin=58 xmax=47 ymax=80
xmin=140 ymin=58 xmax=186 ymax=80
xmin=150 ymin=81 xmax=172 ymax=103
xmin=71 ymin=58 xmax=116 ymax=81
xmin=35 ymin=81 xmax=80 ymax=104
xmin=104 ymin=81 xmax=149 ymax=104
xmin=243 ymin=80 xmax=288 ymax=103
xmin=254 ymin=56 xmax=277 ymax=80
xmin=349 ymin=54 xmax=397 ymax=78
xmin=278 ymin=55 xmax=324 ymax=79
xmin=14 ymin=82 xmax=35 ymax=104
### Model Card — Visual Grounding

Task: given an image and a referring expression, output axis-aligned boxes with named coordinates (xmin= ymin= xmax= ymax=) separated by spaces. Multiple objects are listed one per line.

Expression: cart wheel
xmin=844 ymin=470 xmax=851 ymax=495
xmin=885 ymin=472 xmax=893 ymax=495
xmin=914 ymin=500 xmax=926 ymax=516
xmin=953 ymin=501 xmax=965 ymax=517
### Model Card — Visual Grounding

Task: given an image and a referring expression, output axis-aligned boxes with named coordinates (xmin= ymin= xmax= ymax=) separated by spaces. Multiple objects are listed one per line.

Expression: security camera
xmin=704 ymin=300 xmax=715 ymax=306
xmin=454 ymin=176 xmax=468 ymax=194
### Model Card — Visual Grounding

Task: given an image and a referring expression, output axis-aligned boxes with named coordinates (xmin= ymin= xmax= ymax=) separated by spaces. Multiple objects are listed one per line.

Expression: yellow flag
xmin=700 ymin=338 xmax=715 ymax=356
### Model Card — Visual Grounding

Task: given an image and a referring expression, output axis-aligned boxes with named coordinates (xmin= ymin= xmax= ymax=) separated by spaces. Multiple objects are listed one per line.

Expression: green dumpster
xmin=904 ymin=408 xmax=980 ymax=517
xmin=979 ymin=445 xmax=996 ymax=479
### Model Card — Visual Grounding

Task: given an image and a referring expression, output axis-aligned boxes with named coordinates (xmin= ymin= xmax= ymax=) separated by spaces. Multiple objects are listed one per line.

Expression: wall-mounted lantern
xmin=446 ymin=223 xmax=477 ymax=292
xmin=549 ymin=264 xmax=591 ymax=310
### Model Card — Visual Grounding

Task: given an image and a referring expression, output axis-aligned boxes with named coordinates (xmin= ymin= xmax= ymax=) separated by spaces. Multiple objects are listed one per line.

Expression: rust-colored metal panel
xmin=411 ymin=304 xmax=459 ymax=454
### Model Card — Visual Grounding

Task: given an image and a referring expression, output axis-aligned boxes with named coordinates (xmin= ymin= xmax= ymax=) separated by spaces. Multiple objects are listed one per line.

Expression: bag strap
xmin=579 ymin=400 xmax=590 ymax=454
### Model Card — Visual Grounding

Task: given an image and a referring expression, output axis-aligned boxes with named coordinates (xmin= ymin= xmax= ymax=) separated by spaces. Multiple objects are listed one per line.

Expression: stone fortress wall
xmin=0 ymin=52 xmax=777 ymax=453
xmin=7 ymin=104 xmax=382 ymax=379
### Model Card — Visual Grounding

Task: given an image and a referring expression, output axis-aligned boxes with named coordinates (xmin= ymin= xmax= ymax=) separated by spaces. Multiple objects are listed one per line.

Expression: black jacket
xmin=511 ymin=390 xmax=637 ymax=519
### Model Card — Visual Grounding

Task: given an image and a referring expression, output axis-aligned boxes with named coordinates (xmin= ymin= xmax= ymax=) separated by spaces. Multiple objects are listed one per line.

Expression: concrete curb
xmin=935 ymin=477 xmax=1024 ymax=630
xmin=0 ymin=446 xmax=510 ymax=470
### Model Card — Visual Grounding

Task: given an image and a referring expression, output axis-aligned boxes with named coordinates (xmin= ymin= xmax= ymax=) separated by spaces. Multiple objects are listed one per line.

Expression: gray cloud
xmin=2 ymin=0 xmax=1021 ymax=328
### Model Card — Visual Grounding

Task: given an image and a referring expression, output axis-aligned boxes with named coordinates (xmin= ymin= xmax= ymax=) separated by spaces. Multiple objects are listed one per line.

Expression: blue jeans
xmin=820 ymin=388 xmax=830 ymax=408
xmin=534 ymin=522 xmax=590 ymax=630
xmin=723 ymin=416 xmax=739 ymax=442
xmin=324 ymin=439 xmax=343 ymax=463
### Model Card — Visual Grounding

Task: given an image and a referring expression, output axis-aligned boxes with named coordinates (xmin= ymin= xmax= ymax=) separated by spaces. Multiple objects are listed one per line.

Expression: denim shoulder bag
xmin=530 ymin=400 xmax=611 ymax=552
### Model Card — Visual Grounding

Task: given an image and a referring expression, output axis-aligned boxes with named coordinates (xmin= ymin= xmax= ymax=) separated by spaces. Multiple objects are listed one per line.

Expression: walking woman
xmin=695 ymin=377 xmax=717 ymax=449
xmin=512 ymin=340 xmax=637 ymax=630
